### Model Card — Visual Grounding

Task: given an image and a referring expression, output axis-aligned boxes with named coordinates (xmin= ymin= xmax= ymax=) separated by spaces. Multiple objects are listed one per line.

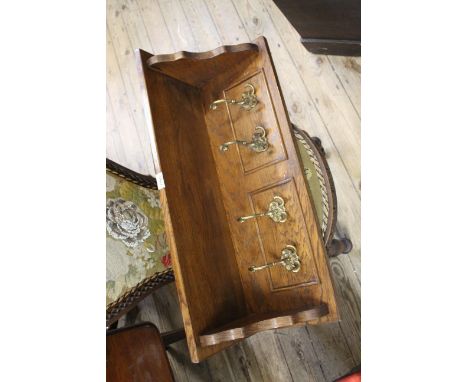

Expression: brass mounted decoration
xmin=219 ymin=126 xmax=269 ymax=153
xmin=237 ymin=195 xmax=287 ymax=223
xmin=209 ymin=83 xmax=258 ymax=111
xmin=248 ymin=245 xmax=301 ymax=273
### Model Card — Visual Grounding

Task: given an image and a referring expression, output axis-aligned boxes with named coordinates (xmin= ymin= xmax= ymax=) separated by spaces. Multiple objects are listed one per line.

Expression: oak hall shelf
xmin=137 ymin=37 xmax=338 ymax=363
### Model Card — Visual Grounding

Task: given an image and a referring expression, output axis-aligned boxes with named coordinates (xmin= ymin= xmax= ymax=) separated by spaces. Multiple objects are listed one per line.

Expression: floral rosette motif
xmin=106 ymin=198 xmax=151 ymax=248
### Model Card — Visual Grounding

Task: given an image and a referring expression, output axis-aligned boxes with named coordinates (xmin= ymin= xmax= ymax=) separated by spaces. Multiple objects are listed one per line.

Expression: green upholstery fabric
xmin=106 ymin=172 xmax=171 ymax=307
xmin=295 ymin=137 xmax=324 ymax=229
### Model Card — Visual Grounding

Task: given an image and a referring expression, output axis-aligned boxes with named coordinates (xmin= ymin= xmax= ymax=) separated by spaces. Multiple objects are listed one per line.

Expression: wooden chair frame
xmin=105 ymin=128 xmax=351 ymax=327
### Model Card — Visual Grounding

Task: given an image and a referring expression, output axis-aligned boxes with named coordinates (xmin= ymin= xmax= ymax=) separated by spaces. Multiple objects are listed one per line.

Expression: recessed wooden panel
xmin=249 ymin=179 xmax=319 ymax=290
xmin=224 ymin=71 xmax=287 ymax=174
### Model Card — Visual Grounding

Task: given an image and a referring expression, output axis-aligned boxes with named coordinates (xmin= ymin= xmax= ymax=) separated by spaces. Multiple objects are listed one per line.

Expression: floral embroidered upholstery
xmin=106 ymin=172 xmax=171 ymax=307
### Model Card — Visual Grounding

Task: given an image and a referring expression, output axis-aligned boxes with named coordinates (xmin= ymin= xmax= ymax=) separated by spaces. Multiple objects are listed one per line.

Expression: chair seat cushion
xmin=106 ymin=172 xmax=171 ymax=307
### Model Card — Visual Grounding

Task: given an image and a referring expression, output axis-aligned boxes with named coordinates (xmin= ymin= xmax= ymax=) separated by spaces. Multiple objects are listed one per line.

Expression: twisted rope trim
xmin=106 ymin=168 xmax=158 ymax=190
xmin=106 ymin=159 xmax=158 ymax=190
xmin=106 ymin=268 xmax=175 ymax=327
xmin=294 ymin=131 xmax=330 ymax=237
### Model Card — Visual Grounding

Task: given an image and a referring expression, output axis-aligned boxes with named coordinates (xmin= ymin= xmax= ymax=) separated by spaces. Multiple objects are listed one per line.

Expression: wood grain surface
xmin=138 ymin=36 xmax=338 ymax=362
xmin=138 ymin=48 xmax=248 ymax=362
xmin=107 ymin=0 xmax=360 ymax=380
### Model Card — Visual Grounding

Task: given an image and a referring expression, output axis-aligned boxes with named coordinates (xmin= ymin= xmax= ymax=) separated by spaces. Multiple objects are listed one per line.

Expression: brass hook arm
xmin=237 ymin=196 xmax=287 ymax=223
xmin=210 ymin=83 xmax=258 ymax=111
xmin=249 ymin=245 xmax=301 ymax=273
xmin=248 ymin=259 xmax=284 ymax=272
xmin=219 ymin=126 xmax=269 ymax=153
xmin=237 ymin=211 xmax=268 ymax=223
xmin=219 ymin=140 xmax=249 ymax=152
xmin=210 ymin=98 xmax=238 ymax=109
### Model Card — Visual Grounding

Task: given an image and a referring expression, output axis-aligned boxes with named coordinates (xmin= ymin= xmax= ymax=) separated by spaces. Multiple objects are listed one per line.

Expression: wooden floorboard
xmin=327 ymin=56 xmax=361 ymax=117
xmin=107 ymin=0 xmax=361 ymax=380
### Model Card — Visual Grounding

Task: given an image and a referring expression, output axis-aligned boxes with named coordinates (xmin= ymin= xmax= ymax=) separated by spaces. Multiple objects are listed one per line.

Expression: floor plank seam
xmin=325 ymin=56 xmax=361 ymax=119
xmin=107 ymin=17 xmax=153 ymax=174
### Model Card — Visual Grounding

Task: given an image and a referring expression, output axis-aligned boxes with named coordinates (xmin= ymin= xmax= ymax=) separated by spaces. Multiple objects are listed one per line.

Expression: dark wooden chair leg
xmin=311 ymin=137 xmax=326 ymax=155
xmin=327 ymin=238 xmax=353 ymax=257
xmin=311 ymin=137 xmax=322 ymax=147
xmin=161 ymin=328 xmax=186 ymax=348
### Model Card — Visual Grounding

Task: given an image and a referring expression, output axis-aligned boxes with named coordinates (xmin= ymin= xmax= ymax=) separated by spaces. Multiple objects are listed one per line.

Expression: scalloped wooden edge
xmin=146 ymin=43 xmax=259 ymax=67
xmin=199 ymin=304 xmax=329 ymax=347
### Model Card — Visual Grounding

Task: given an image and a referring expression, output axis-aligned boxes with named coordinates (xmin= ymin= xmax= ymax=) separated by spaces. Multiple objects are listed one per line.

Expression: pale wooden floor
xmin=107 ymin=0 xmax=361 ymax=380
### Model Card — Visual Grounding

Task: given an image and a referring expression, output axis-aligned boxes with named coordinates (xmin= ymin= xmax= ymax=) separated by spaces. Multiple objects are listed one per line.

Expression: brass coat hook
xmin=219 ymin=126 xmax=269 ymax=153
xmin=210 ymin=83 xmax=258 ymax=111
xmin=237 ymin=195 xmax=287 ymax=223
xmin=249 ymin=245 xmax=301 ymax=273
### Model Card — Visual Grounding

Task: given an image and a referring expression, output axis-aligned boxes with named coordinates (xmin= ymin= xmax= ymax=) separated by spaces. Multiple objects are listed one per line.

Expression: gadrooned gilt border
xmin=292 ymin=127 xmax=338 ymax=249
